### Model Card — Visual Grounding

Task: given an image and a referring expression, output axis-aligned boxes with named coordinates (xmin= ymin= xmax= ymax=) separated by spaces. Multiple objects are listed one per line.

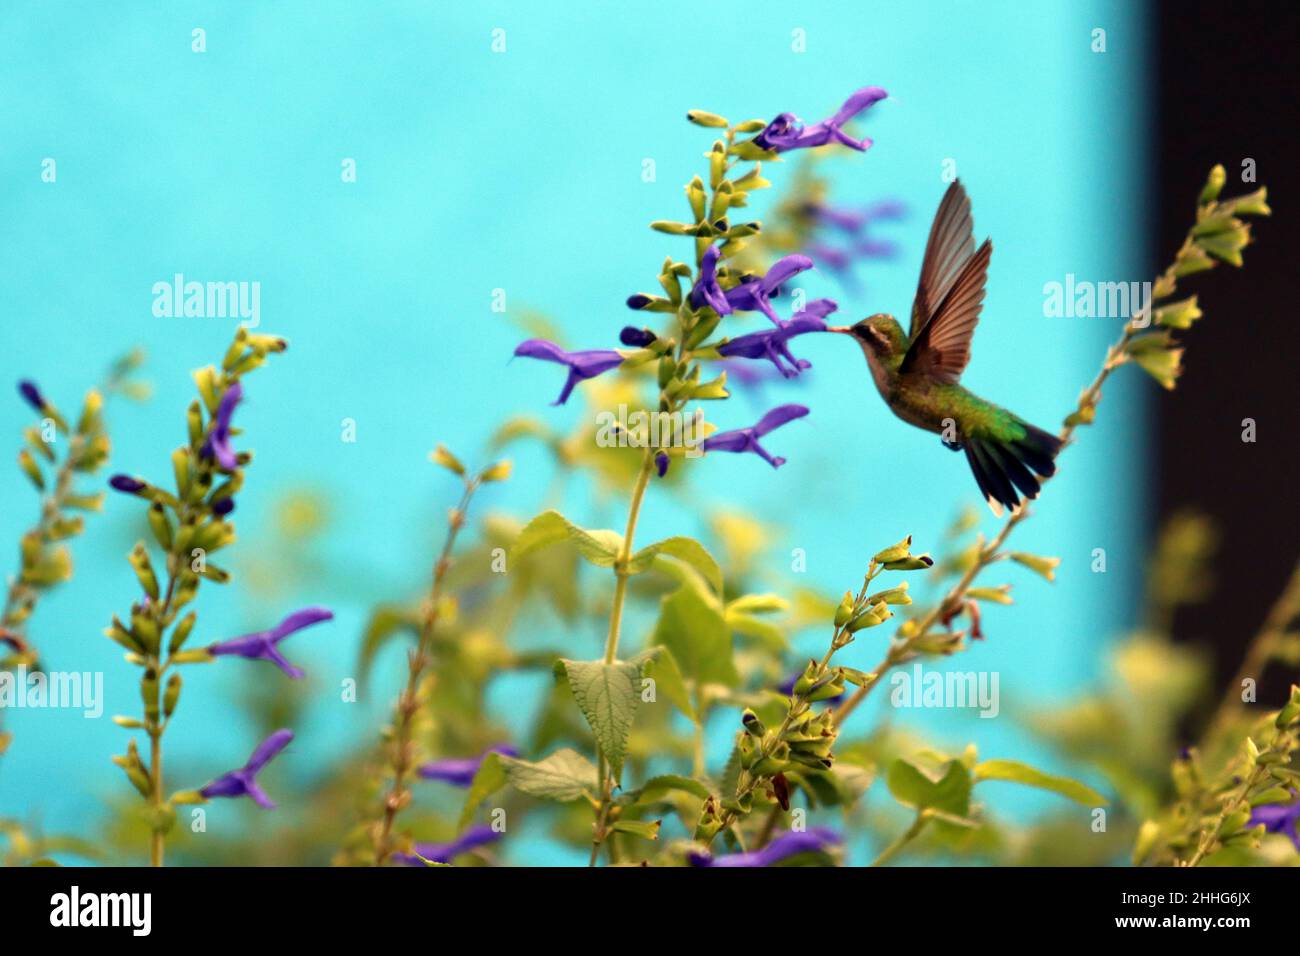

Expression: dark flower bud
xmin=620 ymin=326 xmax=657 ymax=348
xmin=654 ymin=451 xmax=670 ymax=478
xmin=625 ymin=294 xmax=653 ymax=310
xmin=212 ymin=497 xmax=236 ymax=517
xmin=109 ymin=474 xmax=147 ymax=495
xmin=18 ymin=380 xmax=45 ymax=411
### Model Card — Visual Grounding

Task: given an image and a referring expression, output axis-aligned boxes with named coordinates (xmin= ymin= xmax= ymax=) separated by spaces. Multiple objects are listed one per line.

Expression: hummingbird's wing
xmin=899 ymin=238 xmax=993 ymax=384
xmin=908 ymin=180 xmax=976 ymax=339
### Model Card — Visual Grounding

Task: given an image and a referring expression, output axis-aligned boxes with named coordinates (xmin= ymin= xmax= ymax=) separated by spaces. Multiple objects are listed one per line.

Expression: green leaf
xmin=556 ymin=659 xmax=641 ymax=783
xmin=500 ymin=749 xmax=599 ymax=803
xmin=652 ymin=575 xmax=738 ymax=687
xmin=632 ymin=645 xmax=696 ymax=722
xmin=625 ymin=774 xmax=712 ymax=803
xmin=724 ymin=609 xmax=788 ymax=652
xmin=458 ymin=752 xmax=508 ymax=831
xmin=886 ymin=758 xmax=972 ymax=818
xmin=628 ymin=536 xmax=723 ymax=593
xmin=973 ymin=759 xmax=1108 ymax=807
xmin=610 ymin=818 xmax=661 ymax=840
xmin=726 ymin=593 xmax=789 ymax=615
xmin=512 ymin=510 xmax=622 ymax=568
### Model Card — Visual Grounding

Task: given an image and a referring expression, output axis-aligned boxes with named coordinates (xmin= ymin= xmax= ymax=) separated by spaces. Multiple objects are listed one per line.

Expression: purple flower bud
xmin=109 ymin=475 xmax=147 ymax=494
xmin=689 ymin=827 xmax=841 ymax=867
xmin=18 ymin=380 xmax=45 ymax=411
xmin=199 ymin=729 xmax=294 ymax=809
xmin=513 ymin=339 xmax=625 ymax=406
xmin=625 ymin=294 xmax=653 ymax=310
xmin=619 ymin=326 xmax=657 ymax=348
xmin=212 ymin=497 xmax=236 ymax=517
xmin=703 ymin=405 xmax=809 ymax=469
xmin=655 ymin=451 xmax=670 ymax=478
xmin=417 ymin=745 xmax=518 ymax=787
xmin=391 ymin=824 xmax=501 ymax=866
xmin=1249 ymin=790 xmax=1300 ymax=851
xmin=208 ymin=607 xmax=333 ymax=679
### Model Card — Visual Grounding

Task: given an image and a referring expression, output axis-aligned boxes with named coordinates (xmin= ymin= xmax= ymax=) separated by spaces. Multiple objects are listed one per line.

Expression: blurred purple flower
xmin=18 ymin=380 xmax=45 ymax=411
xmin=513 ymin=339 xmax=624 ymax=406
xmin=203 ymin=381 xmax=243 ymax=470
xmin=725 ymin=254 xmax=814 ymax=325
xmin=777 ymin=670 xmax=845 ymax=701
xmin=655 ymin=450 xmax=670 ymax=478
xmin=619 ymin=326 xmax=656 ymax=348
xmin=417 ymin=745 xmax=518 ymax=787
xmin=752 ymin=87 xmax=887 ymax=153
xmin=688 ymin=245 xmax=733 ymax=316
xmin=703 ymin=404 xmax=809 ymax=469
xmin=689 ymin=827 xmax=841 ymax=867
xmin=392 ymin=824 xmax=501 ymax=865
xmin=199 ymin=729 xmax=294 ymax=809
xmin=109 ymin=475 xmax=147 ymax=495
xmin=716 ymin=300 xmax=837 ymax=377
xmin=208 ymin=607 xmax=334 ymax=679
xmin=1249 ymin=791 xmax=1300 ymax=850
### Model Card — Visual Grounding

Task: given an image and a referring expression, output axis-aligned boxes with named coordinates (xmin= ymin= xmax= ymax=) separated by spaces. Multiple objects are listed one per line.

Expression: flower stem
xmin=870 ymin=811 xmax=931 ymax=867
xmin=373 ymin=479 xmax=480 ymax=864
xmin=149 ymin=731 xmax=164 ymax=867
xmin=589 ymin=449 xmax=655 ymax=865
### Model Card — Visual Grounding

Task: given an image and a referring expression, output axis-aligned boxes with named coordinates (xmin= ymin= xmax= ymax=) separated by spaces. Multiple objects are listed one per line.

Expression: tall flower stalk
xmin=104 ymin=328 xmax=299 ymax=866
xmin=369 ymin=447 xmax=511 ymax=864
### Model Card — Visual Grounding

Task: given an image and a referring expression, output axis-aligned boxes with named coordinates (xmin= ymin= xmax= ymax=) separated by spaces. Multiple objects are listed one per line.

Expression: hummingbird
xmin=831 ymin=180 xmax=1061 ymax=516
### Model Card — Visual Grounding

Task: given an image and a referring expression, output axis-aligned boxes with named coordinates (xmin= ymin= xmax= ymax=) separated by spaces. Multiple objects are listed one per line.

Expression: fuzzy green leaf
xmin=556 ymin=659 xmax=641 ymax=783
xmin=457 ymin=751 xmax=509 ymax=831
xmin=973 ymin=759 xmax=1108 ymax=807
xmin=633 ymin=645 xmax=696 ymax=722
xmin=652 ymin=575 xmax=738 ymax=687
xmin=512 ymin=510 xmax=621 ymax=567
xmin=887 ymin=758 xmax=972 ymax=818
xmin=628 ymin=535 xmax=723 ymax=592
xmin=499 ymin=748 xmax=599 ymax=803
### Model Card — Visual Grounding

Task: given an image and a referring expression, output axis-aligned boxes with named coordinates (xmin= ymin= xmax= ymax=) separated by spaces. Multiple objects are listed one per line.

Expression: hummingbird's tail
xmin=963 ymin=420 xmax=1062 ymax=517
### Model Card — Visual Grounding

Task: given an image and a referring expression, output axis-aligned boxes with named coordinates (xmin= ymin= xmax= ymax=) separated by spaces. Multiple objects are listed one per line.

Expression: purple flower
xmin=716 ymin=300 xmax=837 ymax=378
xmin=724 ymin=255 xmax=815 ymax=324
xmin=199 ymin=729 xmax=294 ymax=809
xmin=619 ymin=326 xmax=657 ymax=348
xmin=513 ymin=339 xmax=624 ymax=405
xmin=417 ymin=745 xmax=519 ymax=787
xmin=1249 ymin=791 xmax=1300 ymax=851
xmin=805 ymin=198 xmax=905 ymax=235
xmin=208 ymin=607 xmax=334 ymax=679
xmin=688 ymin=245 xmax=733 ymax=316
xmin=212 ymin=497 xmax=236 ymax=517
xmin=109 ymin=475 xmax=147 ymax=495
xmin=18 ymin=380 xmax=45 ymax=411
xmin=752 ymin=87 xmax=887 ymax=153
xmin=204 ymin=381 xmax=243 ymax=470
xmin=703 ymin=404 xmax=809 ymax=469
xmin=777 ymin=670 xmax=845 ymax=701
xmin=655 ymin=450 xmax=670 ymax=478
xmin=392 ymin=825 xmax=501 ymax=866
xmin=689 ymin=827 xmax=841 ymax=867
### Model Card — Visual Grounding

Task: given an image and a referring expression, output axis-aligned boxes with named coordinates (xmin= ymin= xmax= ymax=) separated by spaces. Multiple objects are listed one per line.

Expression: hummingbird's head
xmin=837 ymin=314 xmax=908 ymax=359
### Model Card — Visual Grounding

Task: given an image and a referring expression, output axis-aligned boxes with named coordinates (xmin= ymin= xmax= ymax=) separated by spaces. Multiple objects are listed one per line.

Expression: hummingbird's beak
xmin=828 ymin=325 xmax=852 ymax=334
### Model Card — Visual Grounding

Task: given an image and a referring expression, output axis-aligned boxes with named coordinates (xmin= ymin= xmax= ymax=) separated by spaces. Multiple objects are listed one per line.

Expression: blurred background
xmin=0 ymin=1 xmax=1292 ymax=865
